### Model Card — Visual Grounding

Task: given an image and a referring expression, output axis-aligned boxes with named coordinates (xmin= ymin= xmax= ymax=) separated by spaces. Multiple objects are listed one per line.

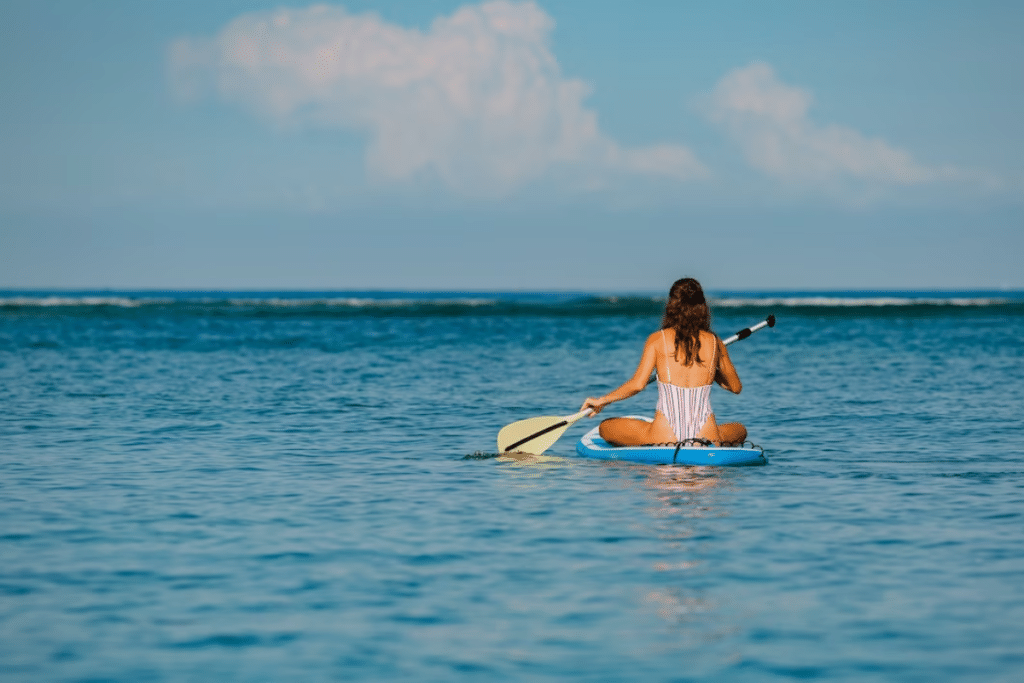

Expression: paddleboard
xmin=575 ymin=417 xmax=766 ymax=466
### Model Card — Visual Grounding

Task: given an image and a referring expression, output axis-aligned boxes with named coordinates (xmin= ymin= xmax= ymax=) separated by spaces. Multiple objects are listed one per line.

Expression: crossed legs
xmin=599 ymin=412 xmax=747 ymax=447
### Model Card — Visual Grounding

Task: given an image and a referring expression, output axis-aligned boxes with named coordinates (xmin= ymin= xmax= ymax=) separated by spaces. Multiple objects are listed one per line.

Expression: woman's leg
xmin=599 ymin=415 xmax=674 ymax=446
xmin=716 ymin=422 xmax=747 ymax=445
xmin=600 ymin=414 xmax=745 ymax=447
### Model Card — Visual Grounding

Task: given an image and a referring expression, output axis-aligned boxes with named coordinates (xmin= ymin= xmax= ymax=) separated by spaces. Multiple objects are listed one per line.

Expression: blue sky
xmin=2 ymin=0 xmax=1021 ymax=291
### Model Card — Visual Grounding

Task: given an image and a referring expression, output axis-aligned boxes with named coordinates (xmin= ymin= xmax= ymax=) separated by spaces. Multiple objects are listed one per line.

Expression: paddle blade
xmin=497 ymin=416 xmax=572 ymax=454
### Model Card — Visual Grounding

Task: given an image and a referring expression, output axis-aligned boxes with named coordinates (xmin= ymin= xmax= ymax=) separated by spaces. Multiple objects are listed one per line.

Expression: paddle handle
xmin=721 ymin=315 xmax=775 ymax=346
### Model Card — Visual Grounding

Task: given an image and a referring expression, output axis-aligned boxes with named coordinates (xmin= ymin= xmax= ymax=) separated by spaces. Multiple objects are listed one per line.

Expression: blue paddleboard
xmin=575 ymin=418 xmax=766 ymax=466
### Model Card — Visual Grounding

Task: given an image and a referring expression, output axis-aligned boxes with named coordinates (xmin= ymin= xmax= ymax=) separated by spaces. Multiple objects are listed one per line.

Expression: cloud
xmin=169 ymin=1 xmax=706 ymax=195
xmin=703 ymin=62 xmax=990 ymax=190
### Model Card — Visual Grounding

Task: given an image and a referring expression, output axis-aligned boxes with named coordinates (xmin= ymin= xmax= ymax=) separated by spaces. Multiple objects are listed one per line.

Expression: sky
xmin=1 ymin=0 xmax=1022 ymax=291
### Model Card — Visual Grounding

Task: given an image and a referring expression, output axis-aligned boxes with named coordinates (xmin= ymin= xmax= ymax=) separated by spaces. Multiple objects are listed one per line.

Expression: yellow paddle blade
xmin=496 ymin=409 xmax=591 ymax=455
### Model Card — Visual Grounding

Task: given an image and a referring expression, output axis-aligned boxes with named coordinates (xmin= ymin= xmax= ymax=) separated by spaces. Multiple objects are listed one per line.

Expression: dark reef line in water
xmin=2 ymin=291 xmax=1022 ymax=319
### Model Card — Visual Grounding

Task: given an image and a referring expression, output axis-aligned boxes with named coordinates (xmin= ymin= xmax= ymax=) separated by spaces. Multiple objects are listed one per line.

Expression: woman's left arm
xmin=581 ymin=334 xmax=658 ymax=415
xmin=714 ymin=335 xmax=742 ymax=394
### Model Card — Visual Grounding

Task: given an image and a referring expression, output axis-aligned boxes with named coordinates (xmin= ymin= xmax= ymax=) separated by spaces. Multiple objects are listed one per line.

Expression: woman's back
xmin=656 ymin=329 xmax=717 ymax=388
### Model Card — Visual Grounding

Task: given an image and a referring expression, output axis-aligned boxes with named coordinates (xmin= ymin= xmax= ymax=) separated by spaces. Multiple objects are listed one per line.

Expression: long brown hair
xmin=661 ymin=278 xmax=711 ymax=365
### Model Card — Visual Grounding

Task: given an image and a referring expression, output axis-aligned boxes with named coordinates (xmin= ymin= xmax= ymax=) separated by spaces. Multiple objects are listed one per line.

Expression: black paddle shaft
xmin=722 ymin=315 xmax=775 ymax=345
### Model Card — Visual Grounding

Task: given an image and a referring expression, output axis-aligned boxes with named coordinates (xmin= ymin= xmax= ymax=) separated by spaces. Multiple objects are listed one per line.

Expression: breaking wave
xmin=2 ymin=291 xmax=1022 ymax=317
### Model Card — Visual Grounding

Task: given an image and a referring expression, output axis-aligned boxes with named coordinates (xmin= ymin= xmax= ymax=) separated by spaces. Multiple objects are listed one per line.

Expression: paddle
xmin=497 ymin=407 xmax=594 ymax=455
xmin=721 ymin=314 xmax=775 ymax=345
xmin=496 ymin=315 xmax=776 ymax=454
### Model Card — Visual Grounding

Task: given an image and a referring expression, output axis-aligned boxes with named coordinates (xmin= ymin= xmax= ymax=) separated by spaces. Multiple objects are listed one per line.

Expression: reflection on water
xmin=653 ymin=560 xmax=700 ymax=571
xmin=643 ymin=589 xmax=716 ymax=625
xmin=642 ymin=466 xmax=723 ymax=496
xmin=492 ymin=451 xmax=577 ymax=489
xmin=489 ymin=453 xmax=745 ymax=651
xmin=631 ymin=465 xmax=743 ymax=648
xmin=495 ymin=452 xmax=567 ymax=468
xmin=495 ymin=452 xmax=573 ymax=475
xmin=635 ymin=466 xmax=731 ymax=525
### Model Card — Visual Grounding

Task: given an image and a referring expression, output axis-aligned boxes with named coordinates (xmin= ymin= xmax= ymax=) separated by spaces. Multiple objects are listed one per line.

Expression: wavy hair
xmin=661 ymin=278 xmax=712 ymax=365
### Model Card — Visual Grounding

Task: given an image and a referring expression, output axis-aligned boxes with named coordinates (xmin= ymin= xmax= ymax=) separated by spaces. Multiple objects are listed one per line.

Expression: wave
xmin=0 ymin=294 xmax=501 ymax=311
xmin=2 ymin=291 xmax=1022 ymax=317
xmin=712 ymin=296 xmax=1015 ymax=308
xmin=0 ymin=295 xmax=176 ymax=308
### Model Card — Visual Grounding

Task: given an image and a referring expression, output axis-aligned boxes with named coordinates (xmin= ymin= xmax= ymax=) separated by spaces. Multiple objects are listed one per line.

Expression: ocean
xmin=2 ymin=290 xmax=1023 ymax=682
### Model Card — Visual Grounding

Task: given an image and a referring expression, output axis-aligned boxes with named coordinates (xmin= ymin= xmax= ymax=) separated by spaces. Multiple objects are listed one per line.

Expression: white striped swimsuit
xmin=655 ymin=329 xmax=716 ymax=441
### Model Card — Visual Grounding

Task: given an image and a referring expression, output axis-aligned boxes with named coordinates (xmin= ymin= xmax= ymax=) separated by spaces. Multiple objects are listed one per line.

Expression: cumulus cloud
xmin=704 ymin=62 xmax=983 ymax=189
xmin=169 ymin=1 xmax=706 ymax=195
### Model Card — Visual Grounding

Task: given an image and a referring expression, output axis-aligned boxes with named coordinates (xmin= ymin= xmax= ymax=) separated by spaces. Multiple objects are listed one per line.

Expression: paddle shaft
xmin=721 ymin=314 xmax=775 ymax=346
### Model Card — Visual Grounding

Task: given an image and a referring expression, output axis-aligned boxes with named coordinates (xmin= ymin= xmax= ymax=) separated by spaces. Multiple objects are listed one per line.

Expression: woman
xmin=581 ymin=278 xmax=747 ymax=446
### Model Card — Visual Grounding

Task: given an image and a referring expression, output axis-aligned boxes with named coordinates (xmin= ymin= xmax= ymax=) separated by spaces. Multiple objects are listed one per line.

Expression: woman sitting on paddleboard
xmin=581 ymin=278 xmax=746 ymax=446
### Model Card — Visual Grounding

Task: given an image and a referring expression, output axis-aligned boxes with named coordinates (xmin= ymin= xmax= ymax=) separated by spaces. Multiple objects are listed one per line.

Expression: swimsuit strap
xmin=708 ymin=333 xmax=717 ymax=382
xmin=660 ymin=329 xmax=671 ymax=383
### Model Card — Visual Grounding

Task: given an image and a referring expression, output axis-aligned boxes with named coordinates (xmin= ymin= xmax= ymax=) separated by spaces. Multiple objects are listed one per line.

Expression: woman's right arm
xmin=714 ymin=335 xmax=742 ymax=394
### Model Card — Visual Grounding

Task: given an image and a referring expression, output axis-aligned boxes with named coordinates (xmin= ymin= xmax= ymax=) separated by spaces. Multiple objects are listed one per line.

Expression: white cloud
xmin=169 ymin=1 xmax=706 ymax=195
xmin=704 ymin=62 xmax=986 ymax=190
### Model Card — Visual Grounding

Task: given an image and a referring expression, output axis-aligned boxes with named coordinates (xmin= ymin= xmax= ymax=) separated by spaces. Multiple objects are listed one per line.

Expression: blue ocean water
xmin=1 ymin=290 xmax=1023 ymax=682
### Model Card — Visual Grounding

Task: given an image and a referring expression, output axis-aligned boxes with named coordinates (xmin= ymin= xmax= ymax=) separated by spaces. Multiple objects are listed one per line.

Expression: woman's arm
xmin=714 ymin=335 xmax=742 ymax=394
xmin=581 ymin=334 xmax=658 ymax=415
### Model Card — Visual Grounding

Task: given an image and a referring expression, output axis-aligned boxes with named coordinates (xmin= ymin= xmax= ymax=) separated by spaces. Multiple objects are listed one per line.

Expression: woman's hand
xmin=581 ymin=397 xmax=607 ymax=415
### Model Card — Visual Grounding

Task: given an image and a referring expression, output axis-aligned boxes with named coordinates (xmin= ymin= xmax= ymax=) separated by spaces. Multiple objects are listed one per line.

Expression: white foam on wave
xmin=2 ymin=294 xmax=1014 ymax=309
xmin=0 ymin=296 xmax=174 ymax=307
xmin=223 ymin=297 xmax=500 ymax=307
xmin=711 ymin=296 xmax=1011 ymax=307
xmin=0 ymin=295 xmax=501 ymax=308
